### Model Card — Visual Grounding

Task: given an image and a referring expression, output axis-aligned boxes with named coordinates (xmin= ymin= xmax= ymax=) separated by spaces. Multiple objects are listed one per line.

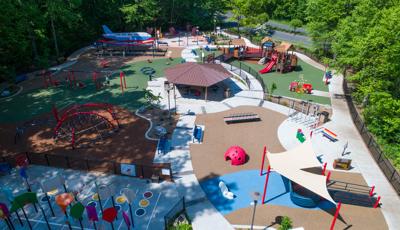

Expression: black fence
xmin=164 ymin=197 xmax=187 ymax=229
xmin=228 ymin=60 xmax=268 ymax=94
xmin=1 ymin=152 xmax=173 ymax=182
xmin=343 ymin=78 xmax=400 ymax=195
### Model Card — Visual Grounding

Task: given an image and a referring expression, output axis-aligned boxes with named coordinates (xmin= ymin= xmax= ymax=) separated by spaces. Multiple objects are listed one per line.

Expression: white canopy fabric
xmin=267 ymin=140 xmax=336 ymax=204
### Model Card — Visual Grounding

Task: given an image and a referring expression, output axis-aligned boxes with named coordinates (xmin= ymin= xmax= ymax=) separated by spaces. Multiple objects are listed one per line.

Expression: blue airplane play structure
xmin=98 ymin=25 xmax=154 ymax=46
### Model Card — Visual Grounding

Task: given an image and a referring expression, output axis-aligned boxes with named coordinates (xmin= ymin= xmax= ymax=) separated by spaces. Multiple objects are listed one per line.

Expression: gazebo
xmin=164 ymin=62 xmax=232 ymax=101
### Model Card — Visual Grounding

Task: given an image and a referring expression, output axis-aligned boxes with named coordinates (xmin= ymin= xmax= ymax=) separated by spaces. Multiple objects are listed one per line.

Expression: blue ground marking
xmin=200 ymin=169 xmax=335 ymax=215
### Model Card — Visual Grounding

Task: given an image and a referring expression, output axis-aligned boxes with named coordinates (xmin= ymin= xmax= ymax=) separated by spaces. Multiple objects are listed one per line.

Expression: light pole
xmin=196 ymin=26 xmax=199 ymax=45
xmin=250 ymin=192 xmax=260 ymax=230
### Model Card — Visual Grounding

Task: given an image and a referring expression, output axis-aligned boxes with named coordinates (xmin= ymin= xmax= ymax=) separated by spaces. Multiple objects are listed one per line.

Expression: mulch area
xmin=190 ymin=106 xmax=287 ymax=181
xmin=0 ymin=106 xmax=156 ymax=165
xmin=226 ymin=171 xmax=388 ymax=229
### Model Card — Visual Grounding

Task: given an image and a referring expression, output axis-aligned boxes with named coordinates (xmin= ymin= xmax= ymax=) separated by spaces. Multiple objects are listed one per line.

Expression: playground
xmin=0 ymin=23 xmax=397 ymax=230
xmin=228 ymin=58 xmax=331 ymax=105
xmin=190 ymin=105 xmax=388 ymax=229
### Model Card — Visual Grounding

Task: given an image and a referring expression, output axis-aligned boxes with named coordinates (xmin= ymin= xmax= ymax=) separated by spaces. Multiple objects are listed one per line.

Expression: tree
xmin=289 ymin=19 xmax=303 ymax=33
xmin=120 ymin=0 xmax=160 ymax=31
xmin=230 ymin=0 xmax=269 ymax=35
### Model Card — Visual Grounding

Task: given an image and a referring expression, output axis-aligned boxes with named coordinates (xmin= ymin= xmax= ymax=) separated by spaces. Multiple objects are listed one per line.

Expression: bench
xmin=157 ymin=136 xmax=169 ymax=154
xmin=193 ymin=125 xmax=203 ymax=143
xmin=333 ymin=158 xmax=352 ymax=170
xmin=223 ymin=113 xmax=260 ymax=124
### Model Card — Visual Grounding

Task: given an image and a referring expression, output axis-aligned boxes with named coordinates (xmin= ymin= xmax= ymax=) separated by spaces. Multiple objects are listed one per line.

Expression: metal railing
xmin=343 ymin=78 xmax=400 ymax=195
xmin=164 ymin=197 xmax=187 ymax=229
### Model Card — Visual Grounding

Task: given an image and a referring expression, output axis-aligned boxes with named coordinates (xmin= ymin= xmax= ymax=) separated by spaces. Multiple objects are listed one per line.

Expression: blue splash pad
xmin=200 ymin=170 xmax=335 ymax=215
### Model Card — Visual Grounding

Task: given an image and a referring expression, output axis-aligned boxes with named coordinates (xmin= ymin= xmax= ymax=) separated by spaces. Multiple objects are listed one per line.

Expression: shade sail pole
xmin=205 ymin=87 xmax=208 ymax=101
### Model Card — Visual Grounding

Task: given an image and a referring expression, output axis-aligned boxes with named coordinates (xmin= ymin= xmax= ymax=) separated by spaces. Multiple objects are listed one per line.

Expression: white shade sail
xmin=267 ymin=140 xmax=336 ymax=204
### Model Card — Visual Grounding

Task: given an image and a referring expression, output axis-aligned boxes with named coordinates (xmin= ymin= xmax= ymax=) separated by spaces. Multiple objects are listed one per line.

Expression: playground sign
xmin=121 ymin=163 xmax=136 ymax=177
xmin=161 ymin=168 xmax=171 ymax=176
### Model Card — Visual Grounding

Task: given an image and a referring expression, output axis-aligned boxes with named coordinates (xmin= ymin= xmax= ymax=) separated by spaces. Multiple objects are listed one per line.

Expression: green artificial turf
xmin=228 ymin=59 xmax=331 ymax=105
xmin=0 ymin=58 xmax=183 ymax=123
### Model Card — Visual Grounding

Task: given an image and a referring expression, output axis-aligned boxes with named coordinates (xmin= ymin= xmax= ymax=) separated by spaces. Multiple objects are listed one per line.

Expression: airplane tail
xmin=102 ymin=25 xmax=113 ymax=34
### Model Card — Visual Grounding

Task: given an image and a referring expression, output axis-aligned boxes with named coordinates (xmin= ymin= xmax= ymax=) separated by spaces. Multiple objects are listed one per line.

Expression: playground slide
xmin=259 ymin=59 xmax=276 ymax=74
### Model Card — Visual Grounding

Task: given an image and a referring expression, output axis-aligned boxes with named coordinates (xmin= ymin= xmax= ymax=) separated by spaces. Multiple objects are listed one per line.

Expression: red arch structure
xmin=53 ymin=103 xmax=119 ymax=148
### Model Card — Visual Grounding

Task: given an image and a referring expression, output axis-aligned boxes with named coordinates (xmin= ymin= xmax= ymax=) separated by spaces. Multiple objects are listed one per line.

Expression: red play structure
xmin=224 ymin=146 xmax=247 ymax=166
xmin=53 ymin=103 xmax=120 ymax=148
xmin=289 ymin=82 xmax=313 ymax=94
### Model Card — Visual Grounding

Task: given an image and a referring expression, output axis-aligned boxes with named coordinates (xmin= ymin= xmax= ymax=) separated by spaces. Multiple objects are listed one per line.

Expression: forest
xmin=1 ymin=0 xmax=399 ymax=169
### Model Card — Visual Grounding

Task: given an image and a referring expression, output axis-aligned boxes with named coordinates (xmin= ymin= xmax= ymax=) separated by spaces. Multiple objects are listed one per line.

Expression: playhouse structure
xmin=259 ymin=41 xmax=298 ymax=74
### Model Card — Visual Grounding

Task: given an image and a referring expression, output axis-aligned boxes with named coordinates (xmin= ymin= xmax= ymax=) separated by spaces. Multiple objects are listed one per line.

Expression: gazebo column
xmin=205 ymin=87 xmax=208 ymax=102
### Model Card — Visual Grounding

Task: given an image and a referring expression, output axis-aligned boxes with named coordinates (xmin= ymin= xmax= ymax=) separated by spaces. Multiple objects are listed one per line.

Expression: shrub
xmin=278 ymin=216 xmax=293 ymax=230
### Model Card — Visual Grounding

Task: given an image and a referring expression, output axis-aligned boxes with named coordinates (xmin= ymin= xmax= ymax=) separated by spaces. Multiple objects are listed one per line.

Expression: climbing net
xmin=53 ymin=103 xmax=120 ymax=148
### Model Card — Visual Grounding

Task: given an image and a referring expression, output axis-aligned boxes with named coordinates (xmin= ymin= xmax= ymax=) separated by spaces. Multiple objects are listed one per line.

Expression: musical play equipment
xmin=223 ymin=113 xmax=260 ymax=124
xmin=289 ymin=82 xmax=313 ymax=94
xmin=224 ymin=146 xmax=247 ymax=166
xmin=296 ymin=129 xmax=306 ymax=143
xmin=219 ymin=181 xmax=235 ymax=200
xmin=322 ymin=128 xmax=338 ymax=142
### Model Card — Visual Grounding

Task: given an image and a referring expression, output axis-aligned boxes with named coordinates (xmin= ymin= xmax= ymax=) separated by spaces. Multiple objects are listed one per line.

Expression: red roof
xmin=164 ymin=63 xmax=231 ymax=87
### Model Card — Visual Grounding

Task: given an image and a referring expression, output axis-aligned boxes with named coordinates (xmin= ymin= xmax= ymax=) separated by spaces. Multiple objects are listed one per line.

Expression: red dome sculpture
xmin=224 ymin=146 xmax=247 ymax=166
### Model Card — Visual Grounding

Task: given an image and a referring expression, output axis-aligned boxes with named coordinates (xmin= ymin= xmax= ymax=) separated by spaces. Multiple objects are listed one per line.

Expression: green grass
xmin=228 ymin=59 xmax=331 ymax=105
xmin=0 ymin=58 xmax=183 ymax=123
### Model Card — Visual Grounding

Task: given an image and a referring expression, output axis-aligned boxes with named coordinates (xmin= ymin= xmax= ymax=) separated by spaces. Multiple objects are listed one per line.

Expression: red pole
xmin=322 ymin=162 xmax=327 ymax=175
xmin=330 ymin=202 xmax=342 ymax=230
xmin=369 ymin=186 xmax=375 ymax=197
xmin=121 ymin=72 xmax=127 ymax=89
xmin=119 ymin=74 xmax=124 ymax=93
xmin=262 ymin=165 xmax=271 ymax=204
xmin=326 ymin=171 xmax=331 ymax=182
xmin=260 ymin=146 xmax=266 ymax=176
xmin=310 ymin=131 xmax=313 ymax=138
xmin=373 ymin=196 xmax=381 ymax=208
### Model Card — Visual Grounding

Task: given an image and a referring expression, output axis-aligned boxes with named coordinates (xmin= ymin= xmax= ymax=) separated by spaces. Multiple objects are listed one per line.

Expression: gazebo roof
xmin=164 ymin=62 xmax=231 ymax=87
xmin=267 ymin=140 xmax=336 ymax=204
